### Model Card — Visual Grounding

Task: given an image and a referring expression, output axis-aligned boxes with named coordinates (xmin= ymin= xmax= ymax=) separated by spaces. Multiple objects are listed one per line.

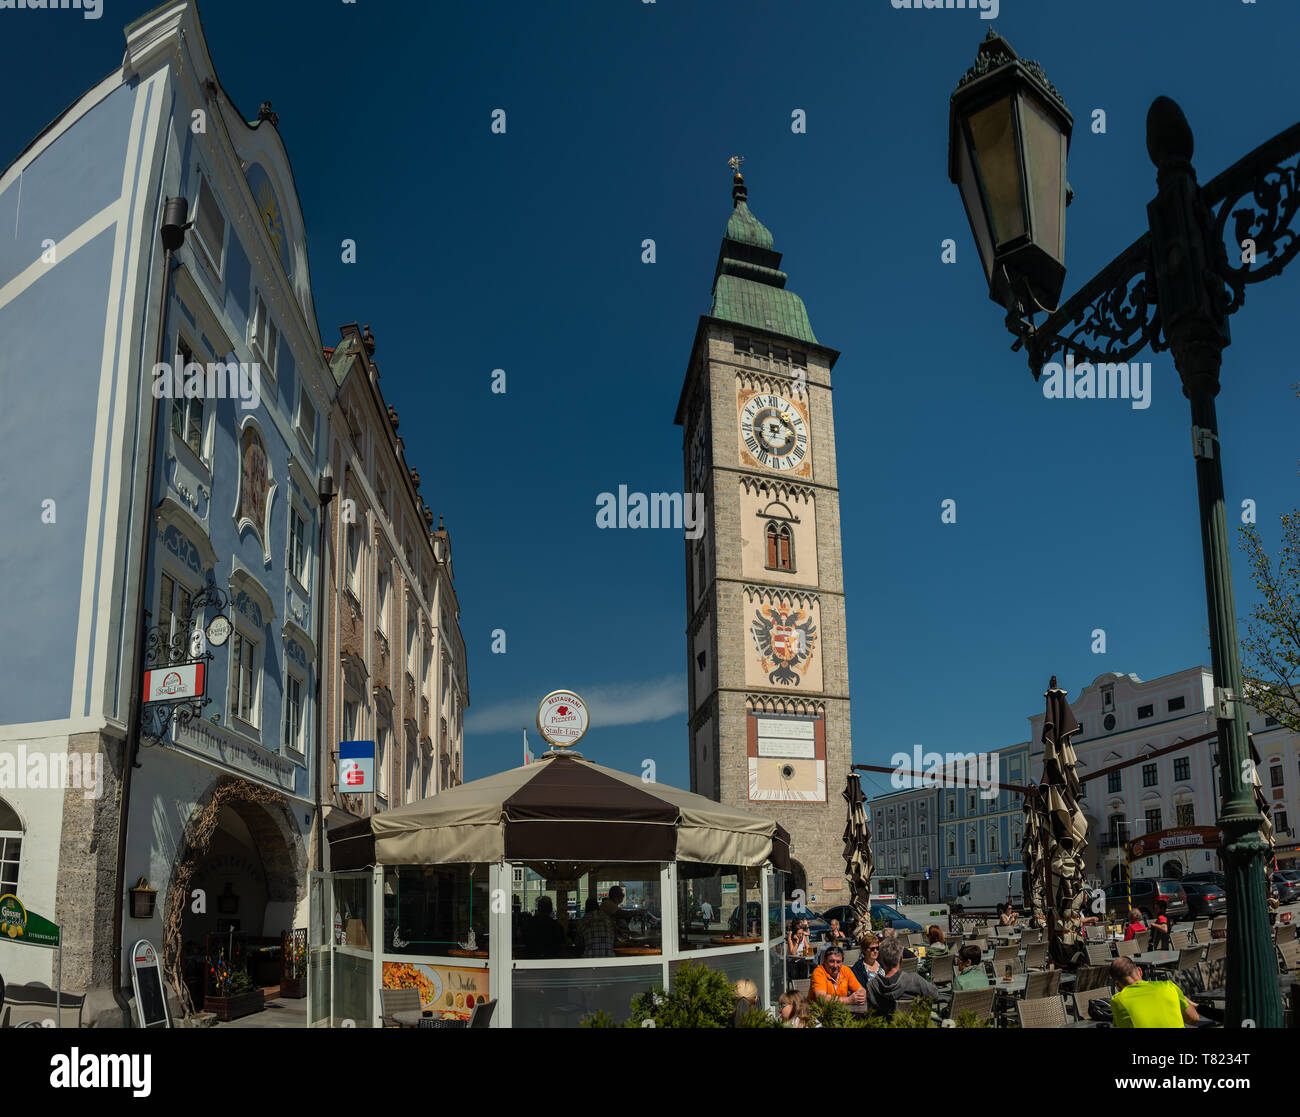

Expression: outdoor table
xmin=1193 ymin=975 xmax=1295 ymax=1003
xmin=1132 ymin=950 xmax=1181 ymax=968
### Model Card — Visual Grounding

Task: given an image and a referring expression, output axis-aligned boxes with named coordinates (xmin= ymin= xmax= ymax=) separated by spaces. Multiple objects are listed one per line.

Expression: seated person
xmin=787 ymin=919 xmax=811 ymax=960
xmin=1109 ymin=957 xmax=1198 ymax=1028
xmin=1122 ymin=908 xmax=1148 ymax=942
xmin=776 ymin=989 xmax=809 ymax=1028
xmin=1146 ymin=915 xmax=1172 ymax=952
xmin=732 ymin=978 xmax=760 ymax=1025
xmin=810 ymin=946 xmax=866 ymax=1006
xmin=866 ymin=937 xmax=940 ymax=1016
xmin=925 ymin=925 xmax=948 ymax=955
xmin=523 ymin=897 xmax=568 ymax=957
xmin=951 ymin=943 xmax=990 ymax=990
xmin=998 ymin=902 xmax=1019 ymax=926
xmin=850 ymin=932 xmax=883 ymax=986
xmin=825 ymin=918 xmax=849 ymax=948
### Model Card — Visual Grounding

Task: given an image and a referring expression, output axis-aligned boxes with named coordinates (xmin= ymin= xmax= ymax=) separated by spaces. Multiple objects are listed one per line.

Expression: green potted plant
xmin=204 ymin=947 xmax=265 ymax=1022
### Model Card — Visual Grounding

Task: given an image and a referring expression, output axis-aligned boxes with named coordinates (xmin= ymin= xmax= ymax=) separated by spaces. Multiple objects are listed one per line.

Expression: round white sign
xmin=537 ymin=690 xmax=589 ymax=749
xmin=205 ymin=615 xmax=233 ymax=648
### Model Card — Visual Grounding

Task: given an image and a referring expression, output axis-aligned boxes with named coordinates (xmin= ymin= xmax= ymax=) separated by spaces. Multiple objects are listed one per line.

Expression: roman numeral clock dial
xmin=739 ymin=393 xmax=808 ymax=472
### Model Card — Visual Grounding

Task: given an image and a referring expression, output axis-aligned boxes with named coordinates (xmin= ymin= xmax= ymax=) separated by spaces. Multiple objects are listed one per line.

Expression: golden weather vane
xmin=728 ymin=155 xmax=745 ymax=176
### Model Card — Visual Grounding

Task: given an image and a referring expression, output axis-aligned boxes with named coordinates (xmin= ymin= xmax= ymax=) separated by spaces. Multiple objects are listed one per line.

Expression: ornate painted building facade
xmin=0 ymin=2 xmax=331 ymax=1022
xmin=320 ymin=322 xmax=468 ymax=844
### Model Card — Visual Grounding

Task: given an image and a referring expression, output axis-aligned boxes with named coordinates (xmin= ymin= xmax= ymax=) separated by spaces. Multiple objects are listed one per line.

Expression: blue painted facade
xmin=936 ymin=741 xmax=1031 ymax=901
xmin=0 ymin=2 xmax=334 ymax=1003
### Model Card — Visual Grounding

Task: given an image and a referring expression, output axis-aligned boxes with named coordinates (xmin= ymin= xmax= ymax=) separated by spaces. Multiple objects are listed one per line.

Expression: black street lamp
xmin=949 ymin=29 xmax=1300 ymax=1027
xmin=948 ymin=30 xmax=1073 ymax=322
xmin=313 ymin=462 xmax=336 ymax=873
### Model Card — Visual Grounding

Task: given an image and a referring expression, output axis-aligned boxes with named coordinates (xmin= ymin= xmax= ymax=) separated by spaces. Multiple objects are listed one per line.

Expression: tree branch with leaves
xmin=1238 ymin=386 xmax=1300 ymax=732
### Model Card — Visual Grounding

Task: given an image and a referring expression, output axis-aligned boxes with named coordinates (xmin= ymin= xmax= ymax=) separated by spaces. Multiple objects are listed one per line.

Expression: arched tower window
xmin=765 ymin=521 xmax=794 ymax=572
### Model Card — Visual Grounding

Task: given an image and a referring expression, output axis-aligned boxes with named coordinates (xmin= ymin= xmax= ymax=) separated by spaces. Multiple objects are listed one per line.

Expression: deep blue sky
xmin=8 ymin=0 xmax=1299 ymax=797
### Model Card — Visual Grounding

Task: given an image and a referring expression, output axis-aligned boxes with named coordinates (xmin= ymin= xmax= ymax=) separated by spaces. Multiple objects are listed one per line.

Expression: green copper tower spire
xmin=709 ymin=171 xmax=818 ymax=344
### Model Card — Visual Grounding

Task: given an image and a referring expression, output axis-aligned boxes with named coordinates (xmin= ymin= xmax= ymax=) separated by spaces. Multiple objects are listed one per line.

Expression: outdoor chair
xmin=1211 ymin=915 xmax=1228 ymax=937
xmin=0 ymin=982 xmax=84 ymax=1029
xmin=1177 ymin=946 xmax=1204 ymax=972
xmin=901 ymin=955 xmax=918 ymax=974
xmin=947 ymin=986 xmax=996 ymax=1026
xmin=1116 ymin=939 xmax=1140 ymax=957
xmin=1193 ymin=918 xmax=1210 ymax=942
xmin=1017 ymin=995 xmax=1068 ymax=1028
xmin=1202 ymin=957 xmax=1227 ymax=991
xmin=1171 ymin=930 xmax=1192 ymax=950
xmin=380 ymin=987 xmax=421 ymax=1028
xmin=1024 ymin=969 xmax=1058 ymax=1000
xmin=929 ymin=953 xmax=954 ymax=986
xmin=1086 ymin=942 xmax=1113 ymax=966
xmin=1072 ymin=986 xmax=1111 ymax=1023
xmin=969 ymin=938 xmax=988 ymax=955
xmin=1205 ymin=939 xmax=1227 ymax=963
xmin=1172 ymin=963 xmax=1210 ymax=999
xmin=1075 ymin=965 xmax=1111 ymax=992
xmin=1278 ymin=938 xmax=1300 ymax=973
xmin=467 ymin=999 xmax=497 ymax=1028
xmin=1085 ymin=924 xmax=1107 ymax=943
xmin=1023 ymin=942 xmax=1048 ymax=971
xmin=993 ymin=944 xmax=1019 ymax=970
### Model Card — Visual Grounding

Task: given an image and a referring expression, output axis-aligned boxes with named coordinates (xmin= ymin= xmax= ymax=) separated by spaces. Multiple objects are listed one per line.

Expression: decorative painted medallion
xmin=737 ymin=389 xmax=810 ymax=476
xmin=238 ymin=428 xmax=270 ymax=530
xmin=750 ymin=600 xmax=817 ymax=686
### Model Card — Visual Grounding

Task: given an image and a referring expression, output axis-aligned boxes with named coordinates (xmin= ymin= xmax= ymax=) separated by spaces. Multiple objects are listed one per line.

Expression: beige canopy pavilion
xmin=310 ymin=754 xmax=793 ymax=1028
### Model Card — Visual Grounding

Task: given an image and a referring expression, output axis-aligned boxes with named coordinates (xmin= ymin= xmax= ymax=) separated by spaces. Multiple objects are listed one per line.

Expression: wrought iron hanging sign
xmin=141 ymin=578 xmax=234 ymax=746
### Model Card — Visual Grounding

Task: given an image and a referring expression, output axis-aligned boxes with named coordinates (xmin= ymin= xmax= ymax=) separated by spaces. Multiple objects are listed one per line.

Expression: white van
xmin=952 ymin=871 xmax=1024 ymax=913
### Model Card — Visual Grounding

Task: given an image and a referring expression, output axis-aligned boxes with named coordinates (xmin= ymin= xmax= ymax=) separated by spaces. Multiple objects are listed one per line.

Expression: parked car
xmin=1182 ymin=871 xmax=1226 ymax=889
xmin=818 ymin=905 xmax=861 ymax=939
xmin=1103 ymin=879 xmax=1189 ymax=922
xmin=1273 ymin=870 xmax=1300 ymax=904
xmin=1181 ymin=880 xmax=1227 ymax=918
xmin=727 ymin=902 xmax=827 ymax=937
xmin=868 ymin=902 xmax=923 ymax=933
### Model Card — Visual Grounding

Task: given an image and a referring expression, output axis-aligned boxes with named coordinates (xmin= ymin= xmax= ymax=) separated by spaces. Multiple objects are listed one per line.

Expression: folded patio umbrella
xmin=1249 ymin=732 xmax=1276 ymax=896
xmin=842 ymin=772 xmax=874 ymax=942
xmin=1021 ymin=785 xmax=1050 ymax=926
xmin=1036 ymin=675 xmax=1090 ymax=968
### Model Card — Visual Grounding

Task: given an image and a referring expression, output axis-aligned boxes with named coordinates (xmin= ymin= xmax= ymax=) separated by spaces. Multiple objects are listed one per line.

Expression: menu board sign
xmin=382 ymin=961 xmax=489 ymax=1023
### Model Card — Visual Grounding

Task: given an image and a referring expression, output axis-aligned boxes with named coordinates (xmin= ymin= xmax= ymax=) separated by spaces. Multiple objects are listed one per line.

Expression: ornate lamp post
xmin=949 ymin=29 xmax=1300 ymax=1027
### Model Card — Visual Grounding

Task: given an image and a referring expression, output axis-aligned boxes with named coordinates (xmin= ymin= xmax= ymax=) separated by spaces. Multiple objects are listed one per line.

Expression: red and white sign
xmin=537 ymin=690 xmax=589 ymax=749
xmin=143 ymin=662 xmax=205 ymax=703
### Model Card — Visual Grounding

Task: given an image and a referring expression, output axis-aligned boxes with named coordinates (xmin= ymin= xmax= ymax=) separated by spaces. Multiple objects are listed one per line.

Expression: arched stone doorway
xmin=164 ymin=779 xmax=306 ymax=1012
xmin=1161 ymin=859 xmax=1184 ymax=879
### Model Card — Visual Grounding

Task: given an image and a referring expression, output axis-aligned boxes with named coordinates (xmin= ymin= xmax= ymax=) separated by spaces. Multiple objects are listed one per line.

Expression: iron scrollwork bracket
xmin=1017 ymin=119 xmax=1300 ymax=380
xmin=1204 ymin=120 xmax=1300 ymax=316
xmin=1021 ymin=234 xmax=1164 ymax=381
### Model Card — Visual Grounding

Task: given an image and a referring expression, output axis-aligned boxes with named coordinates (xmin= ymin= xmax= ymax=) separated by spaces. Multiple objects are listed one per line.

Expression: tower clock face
xmin=740 ymin=393 xmax=807 ymax=471
xmin=689 ymin=411 xmax=709 ymax=494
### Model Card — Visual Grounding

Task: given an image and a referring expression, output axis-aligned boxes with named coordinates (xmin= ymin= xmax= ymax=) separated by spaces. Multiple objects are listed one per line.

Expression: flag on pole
xmin=523 ymin=727 xmax=534 ymax=766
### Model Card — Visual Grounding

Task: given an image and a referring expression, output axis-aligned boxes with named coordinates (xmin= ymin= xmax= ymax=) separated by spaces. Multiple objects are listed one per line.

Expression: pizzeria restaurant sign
xmin=1126 ymin=825 xmax=1222 ymax=862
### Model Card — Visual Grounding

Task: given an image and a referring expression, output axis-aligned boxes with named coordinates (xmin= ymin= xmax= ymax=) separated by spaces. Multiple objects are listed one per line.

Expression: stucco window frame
xmin=190 ymin=165 xmax=229 ymax=281
xmin=167 ymin=329 xmax=216 ymax=475
xmin=249 ymin=287 xmax=279 ymax=392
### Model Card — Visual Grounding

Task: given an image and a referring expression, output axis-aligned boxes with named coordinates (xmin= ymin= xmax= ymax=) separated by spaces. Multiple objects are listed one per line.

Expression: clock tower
xmin=675 ymin=170 xmax=853 ymax=905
